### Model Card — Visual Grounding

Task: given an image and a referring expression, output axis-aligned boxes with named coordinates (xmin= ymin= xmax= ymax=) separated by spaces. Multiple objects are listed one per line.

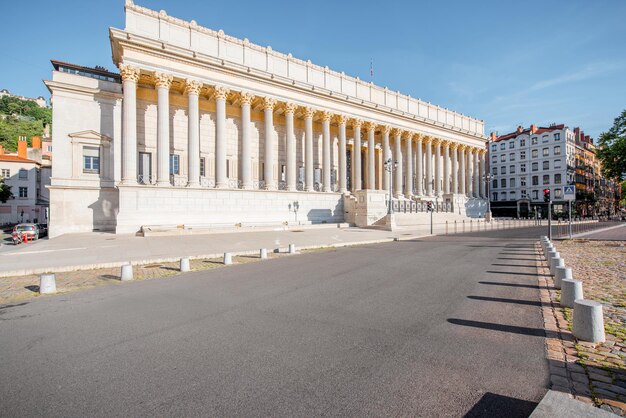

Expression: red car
xmin=12 ymin=224 xmax=40 ymax=241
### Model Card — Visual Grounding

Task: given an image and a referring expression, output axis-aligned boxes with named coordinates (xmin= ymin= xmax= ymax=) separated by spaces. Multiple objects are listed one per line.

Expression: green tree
xmin=597 ymin=109 xmax=626 ymax=180
xmin=0 ymin=178 xmax=12 ymax=203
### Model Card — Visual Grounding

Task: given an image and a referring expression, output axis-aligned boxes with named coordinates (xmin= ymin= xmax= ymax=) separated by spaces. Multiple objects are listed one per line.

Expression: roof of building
xmin=493 ymin=124 xmax=565 ymax=142
xmin=51 ymin=60 xmax=121 ymax=82
xmin=0 ymin=155 xmax=39 ymax=164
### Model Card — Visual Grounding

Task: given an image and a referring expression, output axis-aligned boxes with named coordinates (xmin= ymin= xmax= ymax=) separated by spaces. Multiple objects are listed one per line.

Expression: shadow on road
xmin=463 ymin=391 xmax=538 ymax=418
xmin=467 ymin=295 xmax=548 ymax=307
xmin=478 ymin=281 xmax=550 ymax=290
xmin=447 ymin=318 xmax=546 ymax=337
xmin=491 ymin=263 xmax=537 ymax=268
xmin=486 ymin=270 xmax=549 ymax=277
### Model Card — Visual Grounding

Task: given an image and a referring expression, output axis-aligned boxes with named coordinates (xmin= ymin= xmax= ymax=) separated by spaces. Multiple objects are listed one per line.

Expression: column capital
xmin=119 ymin=64 xmax=140 ymax=82
xmin=320 ymin=110 xmax=333 ymax=122
xmin=423 ymin=135 xmax=433 ymax=144
xmin=449 ymin=141 xmax=459 ymax=150
xmin=414 ymin=133 xmax=424 ymax=142
xmin=431 ymin=137 xmax=441 ymax=145
xmin=335 ymin=114 xmax=348 ymax=125
xmin=479 ymin=148 xmax=488 ymax=156
xmin=184 ymin=79 xmax=202 ymax=95
xmin=284 ymin=102 xmax=297 ymax=114
xmin=363 ymin=121 xmax=376 ymax=132
xmin=401 ymin=130 xmax=413 ymax=140
xmin=351 ymin=118 xmax=363 ymax=129
xmin=213 ymin=85 xmax=230 ymax=101
xmin=262 ymin=96 xmax=277 ymax=111
xmin=382 ymin=125 xmax=392 ymax=135
xmin=440 ymin=139 xmax=451 ymax=147
xmin=303 ymin=106 xmax=316 ymax=119
xmin=391 ymin=128 xmax=403 ymax=137
xmin=154 ymin=72 xmax=173 ymax=89
xmin=239 ymin=91 xmax=255 ymax=105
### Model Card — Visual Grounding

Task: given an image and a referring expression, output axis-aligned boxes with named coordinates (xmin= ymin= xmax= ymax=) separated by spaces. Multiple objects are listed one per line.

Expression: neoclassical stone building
xmin=45 ymin=1 xmax=488 ymax=237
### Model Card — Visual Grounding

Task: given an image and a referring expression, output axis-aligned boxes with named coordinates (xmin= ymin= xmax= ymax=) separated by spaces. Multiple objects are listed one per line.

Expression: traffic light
xmin=426 ymin=201 xmax=433 ymax=212
xmin=543 ymin=188 xmax=551 ymax=202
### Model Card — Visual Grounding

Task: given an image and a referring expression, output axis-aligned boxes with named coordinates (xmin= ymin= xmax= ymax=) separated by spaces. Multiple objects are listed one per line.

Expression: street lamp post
xmin=483 ymin=173 xmax=494 ymax=222
xmin=384 ymin=158 xmax=398 ymax=215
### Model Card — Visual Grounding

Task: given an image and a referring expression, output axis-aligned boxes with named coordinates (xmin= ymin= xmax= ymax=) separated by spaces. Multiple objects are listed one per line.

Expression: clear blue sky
xmin=2 ymin=0 xmax=625 ymax=138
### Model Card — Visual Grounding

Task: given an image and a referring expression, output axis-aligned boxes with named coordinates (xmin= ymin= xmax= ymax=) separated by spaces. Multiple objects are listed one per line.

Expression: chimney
xmin=17 ymin=137 xmax=27 ymax=159
xmin=32 ymin=136 xmax=42 ymax=149
xmin=530 ymin=124 xmax=538 ymax=134
xmin=516 ymin=126 xmax=523 ymax=133
xmin=490 ymin=132 xmax=497 ymax=141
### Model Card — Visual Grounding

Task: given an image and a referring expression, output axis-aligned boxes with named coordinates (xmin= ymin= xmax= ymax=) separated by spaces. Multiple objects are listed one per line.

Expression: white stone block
xmin=180 ymin=257 xmax=190 ymax=272
xmin=260 ymin=248 xmax=268 ymax=259
xmin=554 ymin=266 xmax=572 ymax=289
xmin=573 ymin=299 xmax=605 ymax=343
xmin=289 ymin=244 xmax=296 ymax=254
xmin=547 ymin=250 xmax=559 ymax=264
xmin=561 ymin=279 xmax=583 ymax=308
xmin=39 ymin=274 xmax=57 ymax=294
xmin=121 ymin=263 xmax=134 ymax=281
xmin=224 ymin=252 xmax=232 ymax=265
xmin=550 ymin=257 xmax=564 ymax=276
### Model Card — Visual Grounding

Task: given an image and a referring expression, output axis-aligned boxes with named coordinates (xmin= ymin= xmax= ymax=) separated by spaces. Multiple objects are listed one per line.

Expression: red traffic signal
xmin=543 ymin=188 xmax=551 ymax=202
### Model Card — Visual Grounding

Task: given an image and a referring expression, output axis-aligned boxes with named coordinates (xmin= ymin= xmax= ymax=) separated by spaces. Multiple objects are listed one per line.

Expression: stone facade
xmin=44 ymin=1 xmax=488 ymax=237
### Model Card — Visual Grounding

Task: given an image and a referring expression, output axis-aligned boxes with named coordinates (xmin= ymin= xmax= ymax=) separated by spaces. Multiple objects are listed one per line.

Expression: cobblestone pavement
xmin=538 ymin=239 xmax=626 ymax=416
xmin=0 ymin=252 xmax=287 ymax=305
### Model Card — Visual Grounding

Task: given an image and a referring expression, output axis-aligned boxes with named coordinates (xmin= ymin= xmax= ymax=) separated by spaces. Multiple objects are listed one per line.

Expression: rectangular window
xmin=226 ymin=159 xmax=231 ymax=178
xmin=510 ymin=191 xmax=516 ymax=199
xmin=532 ymin=190 xmax=539 ymax=200
xmin=169 ymin=154 xmax=180 ymax=175
xmin=532 ymin=176 xmax=539 ymax=186
xmin=532 ymin=162 xmax=538 ymax=171
xmin=521 ymin=177 xmax=526 ymax=186
xmin=531 ymin=137 xmax=538 ymax=145
xmin=1 ymin=169 xmax=9 ymax=178
xmin=492 ymin=167 xmax=497 ymax=175
xmin=554 ymin=133 xmax=561 ymax=141
xmin=19 ymin=187 xmax=28 ymax=198
xmin=520 ymin=163 xmax=526 ymax=173
xmin=500 ymin=143 xmax=506 ymax=150
xmin=492 ymin=156 xmax=497 ymax=163
xmin=543 ymin=161 xmax=549 ymax=170
xmin=520 ymin=151 xmax=526 ymax=160
xmin=543 ymin=174 xmax=550 ymax=185
xmin=532 ymin=149 xmax=538 ymax=158
xmin=509 ymin=142 xmax=515 ymax=149
xmin=500 ymin=178 xmax=506 ymax=188
xmin=520 ymin=139 xmax=526 ymax=146
xmin=554 ymin=145 xmax=561 ymax=155
xmin=521 ymin=189 xmax=527 ymax=198
xmin=18 ymin=169 xmax=28 ymax=179
xmin=542 ymin=135 xmax=549 ymax=143
xmin=510 ymin=178 xmax=516 ymax=188
xmin=542 ymin=148 xmax=549 ymax=156
xmin=554 ymin=173 xmax=562 ymax=184
xmin=83 ymin=146 xmax=100 ymax=174
xmin=500 ymin=155 xmax=506 ymax=162
xmin=492 ymin=192 xmax=498 ymax=201
xmin=501 ymin=166 xmax=506 ymax=175
xmin=501 ymin=191 xmax=507 ymax=200
xmin=509 ymin=153 xmax=515 ymax=161
xmin=281 ymin=164 xmax=286 ymax=182
xmin=491 ymin=144 xmax=497 ymax=151
xmin=510 ymin=165 xmax=516 ymax=173
xmin=200 ymin=157 xmax=205 ymax=177
xmin=492 ymin=179 xmax=497 ymax=189
xmin=47 ymin=145 xmax=53 ymax=152
xmin=554 ymin=159 xmax=562 ymax=169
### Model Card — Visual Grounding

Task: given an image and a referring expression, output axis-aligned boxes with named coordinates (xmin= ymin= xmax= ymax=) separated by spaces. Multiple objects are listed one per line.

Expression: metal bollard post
xmin=470 ymin=219 xmax=473 ymax=232
xmin=462 ymin=220 xmax=466 ymax=233
xmin=454 ymin=220 xmax=457 ymax=234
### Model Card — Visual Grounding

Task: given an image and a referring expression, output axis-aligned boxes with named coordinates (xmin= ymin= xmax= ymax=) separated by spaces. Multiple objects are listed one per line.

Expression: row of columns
xmin=118 ymin=64 xmax=487 ymax=198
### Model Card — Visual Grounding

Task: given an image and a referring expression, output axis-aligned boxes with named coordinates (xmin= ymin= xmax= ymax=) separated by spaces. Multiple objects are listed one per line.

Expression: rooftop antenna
xmin=370 ymin=58 xmax=374 ymax=83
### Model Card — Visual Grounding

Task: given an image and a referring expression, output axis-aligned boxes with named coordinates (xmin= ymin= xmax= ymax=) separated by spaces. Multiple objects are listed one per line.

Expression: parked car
xmin=12 ymin=224 xmax=39 ymax=241
xmin=37 ymin=223 xmax=48 ymax=237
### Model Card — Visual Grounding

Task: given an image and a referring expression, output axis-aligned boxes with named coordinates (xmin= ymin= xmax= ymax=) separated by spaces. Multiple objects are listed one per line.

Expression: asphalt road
xmin=0 ymin=228 xmax=549 ymax=417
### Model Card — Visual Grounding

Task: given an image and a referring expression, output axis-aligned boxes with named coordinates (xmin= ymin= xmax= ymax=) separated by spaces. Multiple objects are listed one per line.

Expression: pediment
xmin=68 ymin=130 xmax=112 ymax=142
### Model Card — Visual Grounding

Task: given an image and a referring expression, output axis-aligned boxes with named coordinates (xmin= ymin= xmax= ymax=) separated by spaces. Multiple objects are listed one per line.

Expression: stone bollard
xmin=554 ymin=266 xmax=572 ymax=289
xmin=550 ymin=256 xmax=565 ymax=277
xmin=180 ymin=257 xmax=190 ymax=272
xmin=561 ymin=279 xmax=583 ymax=308
xmin=546 ymin=250 xmax=558 ymax=264
xmin=121 ymin=263 xmax=134 ymax=281
xmin=573 ymin=299 xmax=605 ymax=343
xmin=224 ymin=252 xmax=233 ymax=265
xmin=289 ymin=244 xmax=296 ymax=254
xmin=260 ymin=248 xmax=268 ymax=259
xmin=39 ymin=273 xmax=57 ymax=294
xmin=543 ymin=243 xmax=554 ymax=256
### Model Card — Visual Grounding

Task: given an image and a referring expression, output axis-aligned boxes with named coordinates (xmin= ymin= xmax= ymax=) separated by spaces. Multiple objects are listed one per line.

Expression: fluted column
xmin=321 ymin=111 xmax=332 ymax=192
xmin=119 ymin=64 xmax=140 ymax=185
xmin=403 ymin=131 xmax=413 ymax=197
xmin=363 ymin=121 xmax=376 ymax=190
xmin=213 ymin=85 xmax=230 ymax=188
xmin=352 ymin=119 xmax=363 ymax=191
xmin=382 ymin=125 xmax=391 ymax=191
xmin=304 ymin=107 xmax=315 ymax=192
xmin=434 ymin=139 xmax=441 ymax=196
xmin=263 ymin=97 xmax=277 ymax=190
xmin=479 ymin=150 xmax=486 ymax=198
xmin=240 ymin=92 xmax=254 ymax=190
xmin=450 ymin=143 xmax=458 ymax=194
xmin=415 ymin=135 xmax=423 ymax=196
xmin=459 ymin=146 xmax=466 ymax=195
xmin=337 ymin=115 xmax=348 ymax=194
xmin=155 ymin=72 xmax=173 ymax=186
xmin=443 ymin=141 xmax=450 ymax=194
xmin=285 ymin=102 xmax=297 ymax=191
xmin=425 ymin=137 xmax=433 ymax=196
xmin=393 ymin=129 xmax=403 ymax=198
xmin=185 ymin=79 xmax=202 ymax=187
xmin=473 ymin=149 xmax=480 ymax=198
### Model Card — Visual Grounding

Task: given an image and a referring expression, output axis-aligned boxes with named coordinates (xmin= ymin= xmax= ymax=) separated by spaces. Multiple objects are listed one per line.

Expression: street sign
xmin=563 ymin=185 xmax=575 ymax=201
